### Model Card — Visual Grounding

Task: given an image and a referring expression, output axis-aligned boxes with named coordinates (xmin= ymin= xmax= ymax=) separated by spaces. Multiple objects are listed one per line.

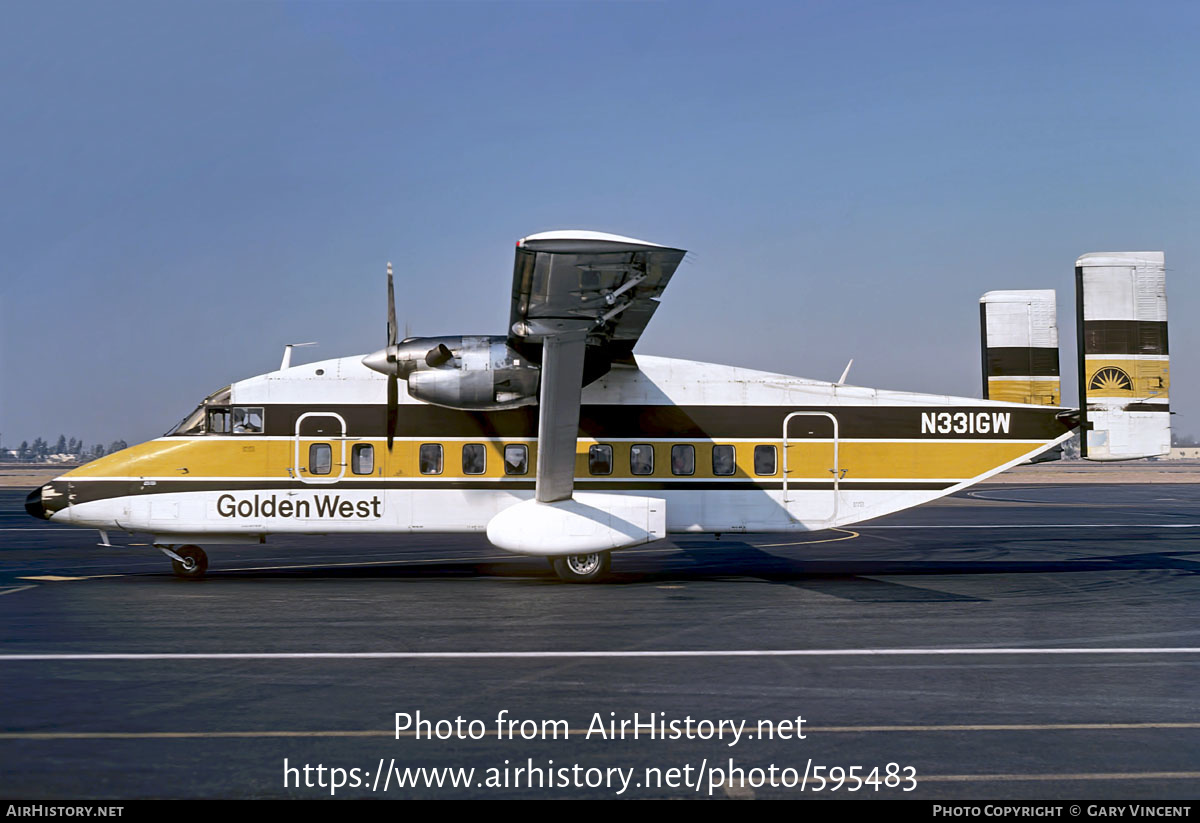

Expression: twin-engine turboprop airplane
xmin=26 ymin=233 xmax=1171 ymax=581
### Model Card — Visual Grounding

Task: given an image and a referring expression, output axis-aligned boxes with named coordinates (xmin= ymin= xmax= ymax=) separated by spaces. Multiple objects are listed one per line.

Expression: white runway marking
xmin=920 ymin=771 xmax=1200 ymax=783
xmin=5 ymin=524 xmax=1199 ymax=535
xmin=857 ymin=524 xmax=1200 ymax=529
xmin=2 ymin=647 xmax=1199 ymax=662
xmin=0 ymin=585 xmax=37 ymax=596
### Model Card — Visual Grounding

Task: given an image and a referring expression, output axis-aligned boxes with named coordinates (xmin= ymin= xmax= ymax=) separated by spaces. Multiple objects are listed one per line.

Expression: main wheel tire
xmin=171 ymin=545 xmax=208 ymax=579
xmin=550 ymin=551 xmax=611 ymax=583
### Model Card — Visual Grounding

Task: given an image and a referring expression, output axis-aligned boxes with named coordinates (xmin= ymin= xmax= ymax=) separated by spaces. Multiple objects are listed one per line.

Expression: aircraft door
xmin=783 ymin=411 xmax=841 ymax=524
xmin=294 ymin=413 xmax=347 ymax=485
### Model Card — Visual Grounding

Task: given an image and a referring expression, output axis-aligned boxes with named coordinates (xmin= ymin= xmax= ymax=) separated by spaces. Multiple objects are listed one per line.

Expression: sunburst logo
xmin=1089 ymin=366 xmax=1133 ymax=392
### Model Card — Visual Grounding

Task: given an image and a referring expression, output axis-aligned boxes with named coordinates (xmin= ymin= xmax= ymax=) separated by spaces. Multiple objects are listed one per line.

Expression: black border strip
xmin=197 ymin=405 xmax=1074 ymax=441
xmin=985 ymin=347 xmax=1060 ymax=377
xmin=1088 ymin=403 xmax=1170 ymax=414
xmin=1082 ymin=320 xmax=1169 ymax=355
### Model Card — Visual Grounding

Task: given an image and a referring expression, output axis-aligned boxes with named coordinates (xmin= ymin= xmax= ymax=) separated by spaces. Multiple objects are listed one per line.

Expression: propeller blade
xmin=385 ymin=263 xmax=399 ymax=451
xmin=386 ymin=261 xmax=397 ymax=348
xmin=387 ymin=374 xmax=398 ymax=451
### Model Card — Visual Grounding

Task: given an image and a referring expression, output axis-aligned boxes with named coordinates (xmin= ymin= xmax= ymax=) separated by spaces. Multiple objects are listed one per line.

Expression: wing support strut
xmin=535 ymin=329 xmax=588 ymax=503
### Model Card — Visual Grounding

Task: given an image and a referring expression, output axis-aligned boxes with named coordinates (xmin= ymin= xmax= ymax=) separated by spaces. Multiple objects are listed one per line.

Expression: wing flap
xmin=509 ymin=231 xmax=685 ymax=354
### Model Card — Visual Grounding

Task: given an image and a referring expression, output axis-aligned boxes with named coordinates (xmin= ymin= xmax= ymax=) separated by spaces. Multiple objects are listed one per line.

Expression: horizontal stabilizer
xmin=1075 ymin=252 xmax=1170 ymax=461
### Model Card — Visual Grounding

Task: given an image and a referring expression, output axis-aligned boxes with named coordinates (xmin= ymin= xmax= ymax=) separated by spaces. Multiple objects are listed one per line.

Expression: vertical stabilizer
xmin=1075 ymin=251 xmax=1170 ymax=461
xmin=979 ymin=290 xmax=1060 ymax=405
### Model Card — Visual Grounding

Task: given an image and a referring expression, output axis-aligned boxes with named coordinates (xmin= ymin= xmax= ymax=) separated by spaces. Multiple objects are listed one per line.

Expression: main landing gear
xmin=158 ymin=544 xmax=208 ymax=579
xmin=549 ymin=551 xmax=612 ymax=583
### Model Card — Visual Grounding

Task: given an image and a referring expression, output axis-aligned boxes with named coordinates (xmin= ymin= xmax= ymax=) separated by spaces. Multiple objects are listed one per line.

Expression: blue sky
xmin=2 ymin=0 xmax=1196 ymax=446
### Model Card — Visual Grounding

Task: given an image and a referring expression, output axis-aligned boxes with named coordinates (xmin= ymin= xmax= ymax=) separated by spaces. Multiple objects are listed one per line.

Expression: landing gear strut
xmin=549 ymin=551 xmax=611 ymax=583
xmin=159 ymin=544 xmax=208 ymax=579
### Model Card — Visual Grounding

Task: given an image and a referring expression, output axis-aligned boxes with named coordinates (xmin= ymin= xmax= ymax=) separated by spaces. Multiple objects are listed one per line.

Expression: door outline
xmin=782 ymin=411 xmax=841 ymax=523
xmin=294 ymin=412 xmax=347 ymax=485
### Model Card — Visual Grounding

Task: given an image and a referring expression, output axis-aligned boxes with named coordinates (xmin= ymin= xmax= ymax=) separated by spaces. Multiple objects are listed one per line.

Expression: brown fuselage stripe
xmin=198 ymin=405 xmax=1075 ymax=441
xmin=985 ymin=347 xmax=1060 ymax=377
xmin=1087 ymin=403 xmax=1170 ymax=414
xmin=1082 ymin=320 xmax=1169 ymax=356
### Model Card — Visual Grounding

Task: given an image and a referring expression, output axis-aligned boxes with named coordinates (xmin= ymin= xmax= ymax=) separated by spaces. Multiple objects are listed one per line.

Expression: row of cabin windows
xmin=308 ymin=443 xmax=377 ymax=476
xmin=585 ymin=444 xmax=776 ymax=476
xmin=405 ymin=443 xmax=777 ymax=477
xmin=307 ymin=443 xmax=780 ymax=477
xmin=417 ymin=444 xmax=526 ymax=476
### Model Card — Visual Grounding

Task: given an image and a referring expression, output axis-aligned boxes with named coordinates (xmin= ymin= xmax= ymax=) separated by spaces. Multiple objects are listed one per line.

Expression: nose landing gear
xmin=157 ymin=544 xmax=208 ymax=579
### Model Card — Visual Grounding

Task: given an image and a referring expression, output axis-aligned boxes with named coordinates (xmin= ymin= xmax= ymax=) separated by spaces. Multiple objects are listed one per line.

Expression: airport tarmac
xmin=1 ymin=484 xmax=1198 ymax=799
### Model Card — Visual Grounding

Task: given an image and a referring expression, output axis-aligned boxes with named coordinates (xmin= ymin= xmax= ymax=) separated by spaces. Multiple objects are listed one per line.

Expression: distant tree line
xmin=0 ymin=434 xmax=128 ymax=463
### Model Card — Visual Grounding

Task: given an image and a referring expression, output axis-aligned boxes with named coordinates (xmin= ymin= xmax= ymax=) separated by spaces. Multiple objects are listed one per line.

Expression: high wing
xmin=509 ymin=231 xmax=686 ymax=502
xmin=509 ymin=230 xmax=687 ymax=365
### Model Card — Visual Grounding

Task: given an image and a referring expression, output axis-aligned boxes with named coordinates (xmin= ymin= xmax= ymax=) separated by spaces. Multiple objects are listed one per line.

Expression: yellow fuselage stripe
xmin=65 ymin=438 xmax=1042 ymax=482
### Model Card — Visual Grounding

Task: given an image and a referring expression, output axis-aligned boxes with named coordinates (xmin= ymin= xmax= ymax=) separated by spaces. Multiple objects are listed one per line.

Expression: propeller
xmin=386 ymin=262 xmax=399 ymax=451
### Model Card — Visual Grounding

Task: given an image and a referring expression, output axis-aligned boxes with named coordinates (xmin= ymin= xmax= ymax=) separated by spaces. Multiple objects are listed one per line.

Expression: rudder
xmin=979 ymin=289 xmax=1060 ymax=405
xmin=1075 ymin=251 xmax=1170 ymax=461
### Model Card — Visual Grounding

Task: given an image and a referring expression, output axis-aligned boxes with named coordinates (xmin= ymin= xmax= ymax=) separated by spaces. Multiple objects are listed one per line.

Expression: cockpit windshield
xmin=166 ymin=386 xmax=232 ymax=435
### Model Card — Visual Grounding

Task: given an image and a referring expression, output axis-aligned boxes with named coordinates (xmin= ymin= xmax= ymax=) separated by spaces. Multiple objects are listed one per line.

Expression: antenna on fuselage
xmin=836 ymin=358 xmax=854 ymax=385
xmin=280 ymin=341 xmax=318 ymax=370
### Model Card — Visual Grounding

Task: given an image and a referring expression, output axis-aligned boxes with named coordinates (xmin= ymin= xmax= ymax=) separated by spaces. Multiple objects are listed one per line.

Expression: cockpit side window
xmin=207 ymin=408 xmax=230 ymax=434
xmin=231 ymin=407 xmax=264 ymax=434
xmin=171 ymin=405 xmax=207 ymax=436
xmin=166 ymin=386 xmax=233 ymax=436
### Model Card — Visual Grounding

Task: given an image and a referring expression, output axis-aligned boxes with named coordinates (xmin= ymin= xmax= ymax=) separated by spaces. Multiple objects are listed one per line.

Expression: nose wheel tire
xmin=550 ymin=551 xmax=611 ymax=583
xmin=171 ymin=545 xmax=208 ymax=579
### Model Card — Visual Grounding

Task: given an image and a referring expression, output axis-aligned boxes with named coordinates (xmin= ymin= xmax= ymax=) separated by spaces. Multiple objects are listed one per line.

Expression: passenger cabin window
xmin=309 ymin=443 xmax=332 ymax=475
xmin=206 ymin=408 xmax=230 ymax=434
xmin=754 ymin=445 xmax=777 ymax=476
xmin=630 ymin=444 xmax=654 ymax=476
xmin=419 ymin=444 xmax=443 ymax=475
xmin=351 ymin=443 xmax=374 ymax=475
xmin=712 ymin=445 xmax=736 ymax=476
xmin=588 ymin=444 xmax=613 ymax=475
xmin=462 ymin=443 xmax=486 ymax=475
xmin=231 ymin=406 xmax=264 ymax=434
xmin=671 ymin=444 xmax=695 ymax=476
xmin=504 ymin=444 xmax=528 ymax=475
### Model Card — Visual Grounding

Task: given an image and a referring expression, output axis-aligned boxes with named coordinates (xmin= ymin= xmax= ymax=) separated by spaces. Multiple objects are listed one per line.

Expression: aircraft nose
xmin=25 ymin=486 xmax=47 ymax=520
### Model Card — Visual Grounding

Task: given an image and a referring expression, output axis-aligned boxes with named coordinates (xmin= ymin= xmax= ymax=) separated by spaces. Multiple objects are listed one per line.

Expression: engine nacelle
xmin=364 ymin=334 xmax=541 ymax=410
xmin=406 ymin=366 xmax=537 ymax=410
xmin=398 ymin=335 xmax=539 ymax=410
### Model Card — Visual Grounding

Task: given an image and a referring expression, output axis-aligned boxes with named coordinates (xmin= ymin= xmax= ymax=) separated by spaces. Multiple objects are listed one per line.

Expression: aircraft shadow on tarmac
xmin=133 ymin=540 xmax=1200 ymax=603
